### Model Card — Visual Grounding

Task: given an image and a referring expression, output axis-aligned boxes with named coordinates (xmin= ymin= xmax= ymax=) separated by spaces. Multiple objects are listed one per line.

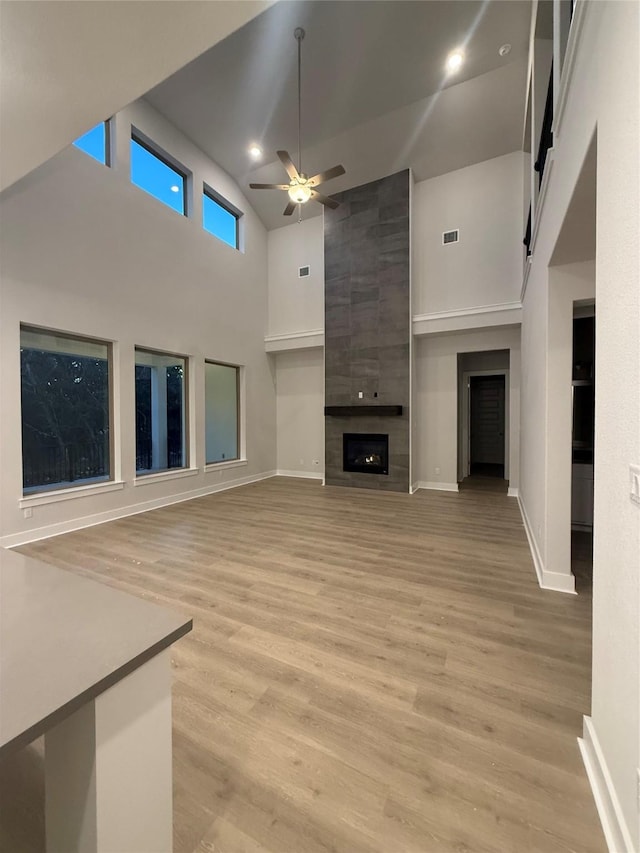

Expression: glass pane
xmin=203 ymin=192 xmax=238 ymax=248
xmin=73 ymin=123 xmax=107 ymax=165
xmin=20 ymin=328 xmax=110 ymax=492
xmin=130 ymin=138 xmax=185 ymax=215
xmin=205 ymin=363 xmax=238 ymax=463
xmin=135 ymin=349 xmax=187 ymax=473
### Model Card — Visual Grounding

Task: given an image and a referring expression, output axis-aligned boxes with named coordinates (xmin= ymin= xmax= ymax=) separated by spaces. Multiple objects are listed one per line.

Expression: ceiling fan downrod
xmin=248 ymin=26 xmax=345 ymax=217
xmin=294 ymin=27 xmax=305 ymax=178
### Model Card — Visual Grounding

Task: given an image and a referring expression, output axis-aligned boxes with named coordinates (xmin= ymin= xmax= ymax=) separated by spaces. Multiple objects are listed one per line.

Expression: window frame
xmin=19 ymin=324 xmax=115 ymax=496
xmin=73 ymin=119 xmax=112 ymax=167
xmin=130 ymin=128 xmax=189 ymax=217
xmin=134 ymin=345 xmax=191 ymax=477
xmin=204 ymin=359 xmax=241 ymax=465
xmin=202 ymin=183 xmax=241 ymax=250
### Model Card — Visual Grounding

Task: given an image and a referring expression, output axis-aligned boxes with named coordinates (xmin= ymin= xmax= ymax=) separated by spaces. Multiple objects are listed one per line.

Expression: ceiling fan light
xmin=288 ymin=183 xmax=312 ymax=204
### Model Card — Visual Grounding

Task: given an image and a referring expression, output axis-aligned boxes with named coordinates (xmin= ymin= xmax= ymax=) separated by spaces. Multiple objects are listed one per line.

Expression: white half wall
xmin=414 ymin=326 xmax=521 ymax=490
xmin=0 ymin=97 xmax=276 ymax=544
xmin=274 ymin=349 xmax=324 ymax=477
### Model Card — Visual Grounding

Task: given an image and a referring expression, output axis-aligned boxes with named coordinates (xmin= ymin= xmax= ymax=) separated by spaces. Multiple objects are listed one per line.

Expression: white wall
xmin=266 ymin=154 xmax=525 ymax=342
xmin=274 ymin=349 xmax=324 ymax=477
xmin=412 ymin=152 xmax=525 ymax=317
xmin=0 ymin=97 xmax=276 ymax=546
xmin=520 ymin=2 xmax=639 ymax=847
xmin=267 ymin=217 xmax=325 ymax=337
xmin=545 ymin=260 xmax=595 ymax=592
xmin=414 ymin=326 xmax=521 ymax=491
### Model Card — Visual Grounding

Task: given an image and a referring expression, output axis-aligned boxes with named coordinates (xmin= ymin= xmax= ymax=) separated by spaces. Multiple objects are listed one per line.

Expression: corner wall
xmin=0 ymin=98 xmax=276 ymax=546
xmin=520 ymin=2 xmax=639 ymax=847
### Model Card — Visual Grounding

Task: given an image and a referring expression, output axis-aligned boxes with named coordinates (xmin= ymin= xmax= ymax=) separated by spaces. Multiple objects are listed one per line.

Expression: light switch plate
xmin=630 ymin=464 xmax=640 ymax=506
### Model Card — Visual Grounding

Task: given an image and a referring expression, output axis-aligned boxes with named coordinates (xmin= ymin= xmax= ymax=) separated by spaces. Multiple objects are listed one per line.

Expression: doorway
xmin=469 ymin=375 xmax=506 ymax=478
xmin=460 ymin=363 xmax=510 ymax=485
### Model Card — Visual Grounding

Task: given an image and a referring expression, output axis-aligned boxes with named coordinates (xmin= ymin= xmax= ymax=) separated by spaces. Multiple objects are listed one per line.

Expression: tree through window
xmin=20 ymin=327 xmax=111 ymax=492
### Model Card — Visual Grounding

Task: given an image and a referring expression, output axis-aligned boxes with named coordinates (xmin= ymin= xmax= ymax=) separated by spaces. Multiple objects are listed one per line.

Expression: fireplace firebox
xmin=343 ymin=433 xmax=389 ymax=475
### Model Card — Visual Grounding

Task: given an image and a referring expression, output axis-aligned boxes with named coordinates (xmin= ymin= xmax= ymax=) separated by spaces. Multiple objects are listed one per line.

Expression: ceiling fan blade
xmin=311 ymin=190 xmax=340 ymax=210
xmin=249 ymin=183 xmax=291 ymax=190
xmin=277 ymin=150 xmax=300 ymax=181
xmin=308 ymin=164 xmax=346 ymax=186
xmin=283 ymin=201 xmax=297 ymax=216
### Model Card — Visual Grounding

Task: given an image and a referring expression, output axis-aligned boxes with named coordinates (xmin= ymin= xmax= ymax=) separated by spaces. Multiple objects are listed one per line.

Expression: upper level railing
xmin=523 ymin=205 xmax=532 ymax=257
xmin=534 ymin=65 xmax=554 ymax=188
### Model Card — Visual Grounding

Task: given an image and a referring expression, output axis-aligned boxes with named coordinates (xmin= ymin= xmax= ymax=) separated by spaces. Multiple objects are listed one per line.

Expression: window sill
xmin=205 ymin=459 xmax=247 ymax=473
xmin=20 ymin=480 xmax=125 ymax=509
xmin=134 ymin=467 xmax=200 ymax=486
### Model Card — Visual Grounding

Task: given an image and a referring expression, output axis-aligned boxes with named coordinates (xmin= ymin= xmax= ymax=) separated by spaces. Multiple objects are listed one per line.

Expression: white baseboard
xmin=507 ymin=486 xmax=519 ymax=498
xmin=516 ymin=495 xmax=576 ymax=594
xmin=414 ymin=481 xmax=459 ymax=493
xmin=541 ymin=568 xmax=576 ymax=594
xmin=276 ymin=470 xmax=324 ymax=480
xmin=1 ymin=470 xmax=277 ymax=549
xmin=578 ymin=716 xmax=635 ymax=853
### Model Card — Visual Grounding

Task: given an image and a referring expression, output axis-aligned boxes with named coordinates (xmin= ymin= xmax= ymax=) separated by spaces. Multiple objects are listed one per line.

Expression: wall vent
xmin=298 ymin=265 xmax=311 ymax=278
xmin=442 ymin=229 xmax=459 ymax=245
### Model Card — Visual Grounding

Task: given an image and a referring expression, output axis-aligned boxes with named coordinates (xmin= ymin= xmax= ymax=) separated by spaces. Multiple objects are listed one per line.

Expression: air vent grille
xmin=298 ymin=265 xmax=310 ymax=278
xmin=442 ymin=229 xmax=459 ymax=245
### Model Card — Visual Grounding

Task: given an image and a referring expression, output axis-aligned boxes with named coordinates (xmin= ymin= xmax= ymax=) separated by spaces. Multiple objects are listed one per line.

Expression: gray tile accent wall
xmin=324 ymin=170 xmax=410 ymax=492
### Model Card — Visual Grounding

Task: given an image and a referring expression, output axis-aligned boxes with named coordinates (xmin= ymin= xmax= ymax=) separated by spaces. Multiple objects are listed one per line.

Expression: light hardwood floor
xmin=15 ymin=477 xmax=604 ymax=852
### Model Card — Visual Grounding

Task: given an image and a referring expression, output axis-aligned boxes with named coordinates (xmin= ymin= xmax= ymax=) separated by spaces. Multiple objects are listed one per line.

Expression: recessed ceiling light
xmin=170 ymin=185 xmax=180 ymax=193
xmin=446 ymin=50 xmax=464 ymax=73
xmin=248 ymin=144 xmax=262 ymax=159
xmin=499 ymin=43 xmax=512 ymax=57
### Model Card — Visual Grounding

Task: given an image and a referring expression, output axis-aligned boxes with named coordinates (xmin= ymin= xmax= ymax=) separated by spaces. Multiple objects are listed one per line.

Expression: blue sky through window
xmin=73 ymin=123 xmax=107 ymax=164
xmin=130 ymin=138 xmax=185 ymax=215
xmin=203 ymin=192 xmax=238 ymax=248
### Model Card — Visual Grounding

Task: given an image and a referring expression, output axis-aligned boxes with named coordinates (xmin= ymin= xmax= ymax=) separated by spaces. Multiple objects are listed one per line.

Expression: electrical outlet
xmin=434 ymin=467 xmax=440 ymax=475
xmin=358 ymin=391 xmax=363 ymax=399
xmin=23 ymin=507 xmax=33 ymax=519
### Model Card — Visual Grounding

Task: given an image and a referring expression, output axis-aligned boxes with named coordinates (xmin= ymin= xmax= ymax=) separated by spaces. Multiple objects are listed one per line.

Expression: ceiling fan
xmin=249 ymin=27 xmax=346 ymax=217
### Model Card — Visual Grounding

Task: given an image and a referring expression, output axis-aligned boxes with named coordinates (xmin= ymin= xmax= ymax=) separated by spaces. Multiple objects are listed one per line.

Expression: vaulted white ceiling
xmin=146 ymin=0 xmax=532 ymax=230
xmin=0 ymin=0 xmax=271 ymax=192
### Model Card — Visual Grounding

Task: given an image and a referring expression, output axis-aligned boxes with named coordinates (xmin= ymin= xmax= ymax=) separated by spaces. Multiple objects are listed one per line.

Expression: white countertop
xmin=0 ymin=548 xmax=191 ymax=756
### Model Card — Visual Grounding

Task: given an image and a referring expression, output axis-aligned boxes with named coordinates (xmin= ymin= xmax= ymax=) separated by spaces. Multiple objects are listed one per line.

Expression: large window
xmin=135 ymin=349 xmax=188 ymax=474
xmin=203 ymin=186 xmax=240 ymax=249
xmin=205 ymin=362 xmax=239 ymax=464
xmin=73 ymin=121 xmax=109 ymax=165
xmin=20 ymin=327 xmax=111 ymax=493
xmin=130 ymin=132 xmax=186 ymax=215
